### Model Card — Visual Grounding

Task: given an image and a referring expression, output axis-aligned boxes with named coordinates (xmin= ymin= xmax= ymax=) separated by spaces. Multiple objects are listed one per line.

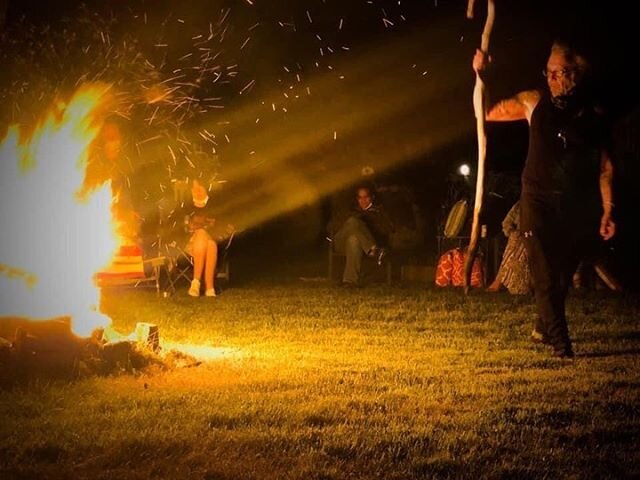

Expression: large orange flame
xmin=0 ymin=84 xmax=117 ymax=336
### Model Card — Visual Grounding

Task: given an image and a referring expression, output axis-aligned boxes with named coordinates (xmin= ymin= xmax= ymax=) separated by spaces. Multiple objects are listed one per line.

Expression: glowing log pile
xmin=0 ymin=318 xmax=170 ymax=386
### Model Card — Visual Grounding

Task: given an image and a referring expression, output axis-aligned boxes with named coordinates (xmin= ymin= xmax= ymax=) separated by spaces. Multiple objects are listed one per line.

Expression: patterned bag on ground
xmin=435 ymin=249 xmax=454 ymax=287
xmin=436 ymin=247 xmax=484 ymax=288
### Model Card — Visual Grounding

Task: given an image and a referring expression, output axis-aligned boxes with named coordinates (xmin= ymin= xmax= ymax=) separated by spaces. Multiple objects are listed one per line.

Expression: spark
xmin=239 ymin=79 xmax=256 ymax=95
xmin=240 ymin=37 xmax=252 ymax=50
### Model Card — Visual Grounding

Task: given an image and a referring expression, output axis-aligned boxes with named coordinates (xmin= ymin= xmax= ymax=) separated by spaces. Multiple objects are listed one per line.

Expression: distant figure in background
xmin=487 ymin=200 xmax=532 ymax=295
xmin=328 ymin=184 xmax=394 ymax=287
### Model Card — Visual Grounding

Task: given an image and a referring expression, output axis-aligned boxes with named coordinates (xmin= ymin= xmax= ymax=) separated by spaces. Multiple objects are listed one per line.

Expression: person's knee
xmin=344 ymin=216 xmax=364 ymax=229
xmin=190 ymin=232 xmax=212 ymax=257
xmin=346 ymin=234 xmax=360 ymax=249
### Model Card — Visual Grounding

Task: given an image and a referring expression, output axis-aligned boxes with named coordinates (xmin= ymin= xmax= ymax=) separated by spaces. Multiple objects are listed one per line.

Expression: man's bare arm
xmin=599 ymin=149 xmax=616 ymax=240
xmin=486 ymin=90 xmax=541 ymax=123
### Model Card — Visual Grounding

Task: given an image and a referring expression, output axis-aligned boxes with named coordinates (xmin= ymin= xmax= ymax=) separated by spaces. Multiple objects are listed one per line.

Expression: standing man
xmin=473 ymin=39 xmax=616 ymax=358
xmin=329 ymin=184 xmax=394 ymax=287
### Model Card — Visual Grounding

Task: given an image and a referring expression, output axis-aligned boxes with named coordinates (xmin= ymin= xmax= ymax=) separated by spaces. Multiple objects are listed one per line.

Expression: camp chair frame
xmin=164 ymin=232 xmax=234 ymax=293
xmin=96 ymin=255 xmax=169 ymax=296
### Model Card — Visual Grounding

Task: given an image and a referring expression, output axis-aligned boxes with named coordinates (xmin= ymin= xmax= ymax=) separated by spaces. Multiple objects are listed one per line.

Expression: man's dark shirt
xmin=522 ymin=92 xmax=608 ymax=231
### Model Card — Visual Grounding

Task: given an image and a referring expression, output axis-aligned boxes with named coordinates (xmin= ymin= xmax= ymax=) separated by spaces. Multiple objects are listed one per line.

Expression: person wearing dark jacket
xmin=328 ymin=184 xmax=394 ymax=287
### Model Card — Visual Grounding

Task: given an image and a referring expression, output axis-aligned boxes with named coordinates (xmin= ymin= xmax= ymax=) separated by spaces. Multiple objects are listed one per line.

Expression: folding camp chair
xmin=95 ymin=245 xmax=169 ymax=295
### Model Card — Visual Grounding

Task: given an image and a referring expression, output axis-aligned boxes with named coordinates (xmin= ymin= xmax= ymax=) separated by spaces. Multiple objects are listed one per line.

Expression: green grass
xmin=1 ymin=283 xmax=639 ymax=479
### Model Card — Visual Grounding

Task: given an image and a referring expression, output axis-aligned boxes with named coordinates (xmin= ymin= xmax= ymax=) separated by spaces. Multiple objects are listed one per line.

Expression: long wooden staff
xmin=464 ymin=0 xmax=495 ymax=294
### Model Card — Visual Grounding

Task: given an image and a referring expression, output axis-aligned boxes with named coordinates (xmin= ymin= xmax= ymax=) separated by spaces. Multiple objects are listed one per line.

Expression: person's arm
xmin=472 ymin=49 xmax=540 ymax=123
xmin=599 ymin=149 xmax=616 ymax=241
xmin=486 ymin=90 xmax=540 ymax=123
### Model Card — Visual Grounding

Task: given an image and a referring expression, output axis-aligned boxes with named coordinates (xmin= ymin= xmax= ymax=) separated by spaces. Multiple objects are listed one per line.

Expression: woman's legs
xmin=189 ymin=230 xmax=217 ymax=296
xmin=204 ymin=239 xmax=218 ymax=293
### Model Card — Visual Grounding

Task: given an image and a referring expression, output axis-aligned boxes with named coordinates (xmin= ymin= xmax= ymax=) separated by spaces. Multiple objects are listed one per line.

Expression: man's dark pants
xmin=521 ymin=195 xmax=601 ymax=352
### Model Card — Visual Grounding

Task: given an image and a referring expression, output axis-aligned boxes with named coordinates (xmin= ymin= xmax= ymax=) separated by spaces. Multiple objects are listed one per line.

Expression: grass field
xmin=1 ymin=280 xmax=639 ymax=479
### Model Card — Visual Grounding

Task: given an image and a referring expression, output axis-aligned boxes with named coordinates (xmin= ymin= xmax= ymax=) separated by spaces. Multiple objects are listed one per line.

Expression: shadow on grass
xmin=577 ymin=348 xmax=640 ymax=359
xmin=579 ymin=330 xmax=640 ymax=342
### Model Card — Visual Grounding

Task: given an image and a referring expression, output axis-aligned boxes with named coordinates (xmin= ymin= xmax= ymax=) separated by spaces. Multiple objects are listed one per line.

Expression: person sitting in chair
xmin=328 ymin=184 xmax=394 ymax=287
xmin=184 ymin=179 xmax=233 ymax=297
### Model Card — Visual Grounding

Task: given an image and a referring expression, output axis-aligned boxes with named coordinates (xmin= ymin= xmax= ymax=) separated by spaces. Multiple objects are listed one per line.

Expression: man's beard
xmin=551 ymin=85 xmax=583 ymax=111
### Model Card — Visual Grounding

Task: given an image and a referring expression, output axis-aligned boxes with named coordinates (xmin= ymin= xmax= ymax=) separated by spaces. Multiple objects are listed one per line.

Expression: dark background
xmin=1 ymin=0 xmax=638 ymax=287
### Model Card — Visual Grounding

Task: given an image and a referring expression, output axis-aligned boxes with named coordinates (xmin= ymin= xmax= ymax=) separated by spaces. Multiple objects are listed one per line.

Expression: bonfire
xmin=0 ymin=84 xmax=200 ymax=385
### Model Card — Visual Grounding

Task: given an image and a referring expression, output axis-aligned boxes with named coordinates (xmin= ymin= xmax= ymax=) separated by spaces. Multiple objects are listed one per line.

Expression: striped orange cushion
xmin=96 ymin=245 xmax=144 ymax=280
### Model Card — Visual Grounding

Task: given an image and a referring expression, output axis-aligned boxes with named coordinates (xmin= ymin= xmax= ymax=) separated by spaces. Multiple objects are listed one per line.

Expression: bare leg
xmin=486 ymin=277 xmax=502 ymax=292
xmin=204 ymin=239 xmax=218 ymax=291
xmin=191 ymin=229 xmax=210 ymax=282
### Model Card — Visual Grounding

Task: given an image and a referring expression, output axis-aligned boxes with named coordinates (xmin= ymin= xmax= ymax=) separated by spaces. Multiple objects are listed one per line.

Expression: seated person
xmin=182 ymin=178 xmax=234 ymax=297
xmin=487 ymin=200 xmax=532 ymax=295
xmin=328 ymin=183 xmax=394 ymax=287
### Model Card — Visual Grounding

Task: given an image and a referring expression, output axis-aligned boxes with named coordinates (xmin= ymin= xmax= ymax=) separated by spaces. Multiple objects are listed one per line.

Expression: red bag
xmin=435 ymin=249 xmax=453 ymax=286
xmin=435 ymin=248 xmax=484 ymax=288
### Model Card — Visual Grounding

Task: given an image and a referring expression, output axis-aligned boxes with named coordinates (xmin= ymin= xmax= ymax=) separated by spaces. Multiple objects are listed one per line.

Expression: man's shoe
xmin=552 ymin=346 xmax=575 ymax=359
xmin=188 ymin=279 xmax=201 ymax=297
xmin=205 ymin=288 xmax=217 ymax=297
xmin=530 ymin=329 xmax=550 ymax=345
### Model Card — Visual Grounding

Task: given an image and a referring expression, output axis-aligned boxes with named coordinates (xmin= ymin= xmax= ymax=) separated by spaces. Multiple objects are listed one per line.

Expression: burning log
xmin=93 ymin=323 xmax=163 ymax=373
xmin=135 ymin=322 xmax=160 ymax=353
xmin=101 ymin=322 xmax=161 ymax=352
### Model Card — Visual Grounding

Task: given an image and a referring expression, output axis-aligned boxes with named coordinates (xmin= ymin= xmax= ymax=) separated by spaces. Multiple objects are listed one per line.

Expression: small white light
xmin=458 ymin=164 xmax=471 ymax=176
